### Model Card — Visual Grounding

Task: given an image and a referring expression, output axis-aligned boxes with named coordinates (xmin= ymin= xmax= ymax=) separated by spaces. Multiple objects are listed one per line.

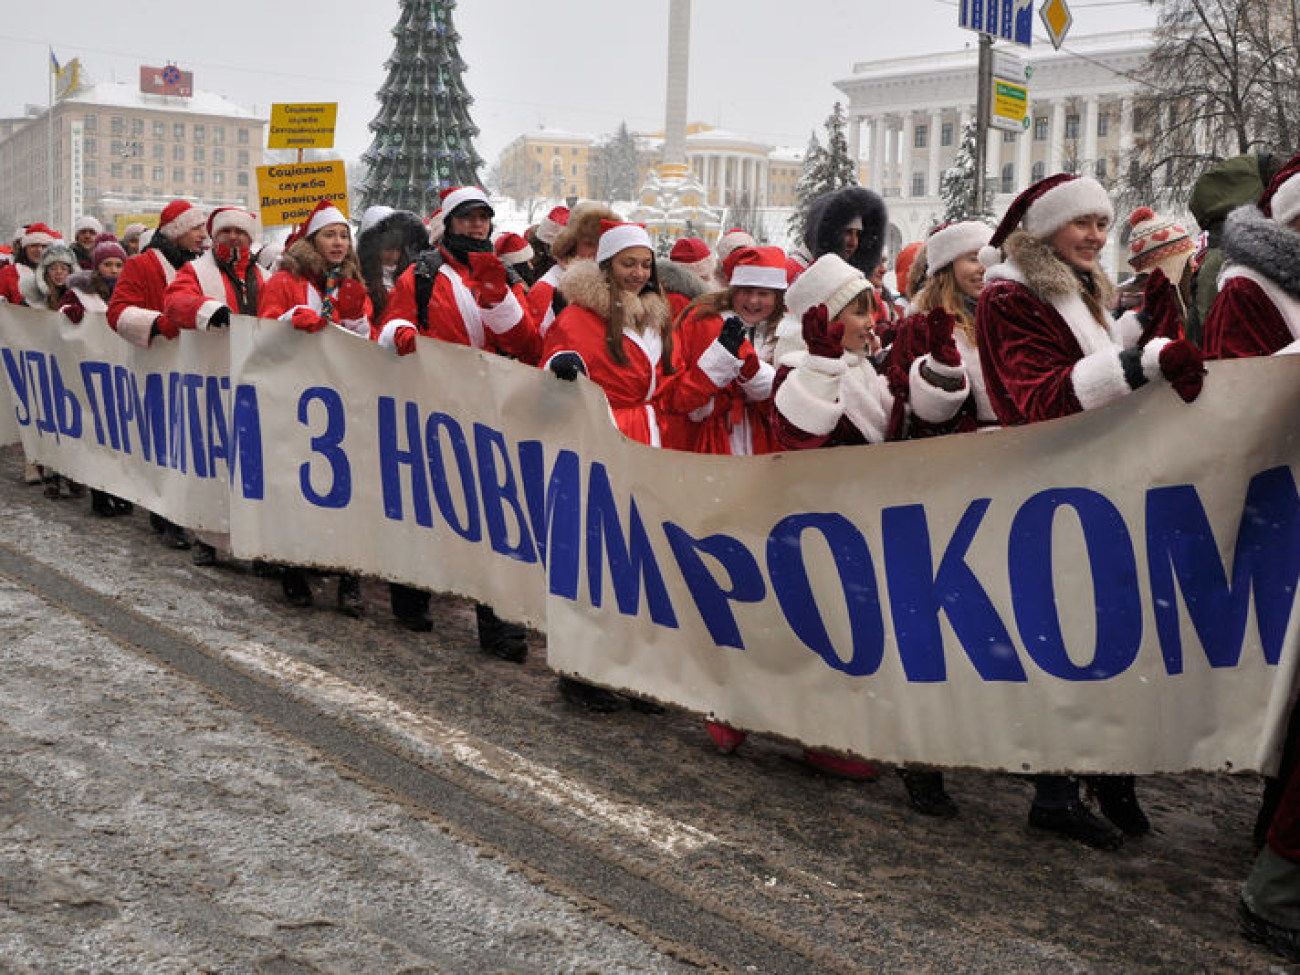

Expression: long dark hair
xmin=598 ymin=255 xmax=675 ymax=374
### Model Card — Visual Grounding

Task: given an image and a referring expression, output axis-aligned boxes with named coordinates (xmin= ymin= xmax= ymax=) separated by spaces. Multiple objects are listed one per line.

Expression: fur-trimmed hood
xmin=1221 ymin=204 xmax=1300 ymax=299
xmin=279 ymin=237 xmax=363 ymax=287
xmin=656 ymin=257 xmax=711 ymax=302
xmin=559 ymin=259 xmax=672 ymax=333
xmin=356 ymin=209 xmax=428 ymax=278
xmin=804 ymin=186 xmax=888 ymax=274
xmin=21 ymin=243 xmax=76 ymax=304
xmin=990 ymin=230 xmax=1116 ymax=310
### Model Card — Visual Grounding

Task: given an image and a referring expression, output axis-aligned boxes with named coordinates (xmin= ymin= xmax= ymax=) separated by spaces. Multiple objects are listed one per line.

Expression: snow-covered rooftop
xmin=61 ymin=81 xmax=263 ymax=121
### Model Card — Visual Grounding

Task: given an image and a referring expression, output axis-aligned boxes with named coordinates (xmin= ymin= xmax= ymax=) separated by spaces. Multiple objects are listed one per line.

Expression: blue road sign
xmin=960 ymin=0 xmax=1033 ymax=48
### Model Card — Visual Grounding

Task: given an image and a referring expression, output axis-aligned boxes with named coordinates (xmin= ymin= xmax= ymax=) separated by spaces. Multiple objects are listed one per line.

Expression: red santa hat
xmin=304 ymin=199 xmax=348 ymax=239
xmin=715 ymin=227 xmax=756 ymax=261
xmin=207 ymin=206 xmax=261 ymax=242
xmin=1125 ymin=206 xmax=1195 ymax=277
xmin=669 ymin=236 xmax=717 ymax=279
xmin=427 ymin=185 xmax=493 ymax=245
xmin=494 ymin=231 xmax=534 ymax=266
xmin=73 ymin=215 xmax=103 ymax=237
xmin=1259 ymin=153 xmax=1300 ymax=227
xmin=536 ymin=205 xmax=570 ymax=246
xmin=980 ymin=173 xmax=1112 ymax=266
xmin=925 ymin=221 xmax=993 ymax=277
xmin=158 ymin=200 xmax=207 ymax=241
xmin=724 ymin=246 xmax=789 ymax=291
xmin=595 ymin=220 xmax=652 ymax=264
xmin=785 ymin=253 xmax=871 ymax=321
xmin=20 ymin=223 xmax=60 ymax=249
xmin=894 ymin=241 xmax=924 ymax=289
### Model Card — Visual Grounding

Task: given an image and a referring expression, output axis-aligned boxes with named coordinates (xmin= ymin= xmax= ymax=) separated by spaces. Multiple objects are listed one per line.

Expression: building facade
xmin=495 ymin=129 xmax=596 ymax=203
xmin=834 ymin=31 xmax=1150 ymax=259
xmin=0 ymin=78 xmax=266 ymax=238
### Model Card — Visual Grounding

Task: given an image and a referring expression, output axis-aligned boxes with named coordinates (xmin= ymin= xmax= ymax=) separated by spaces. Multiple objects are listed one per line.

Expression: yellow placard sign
xmin=256 ymin=161 xmax=350 ymax=227
xmin=267 ymin=103 xmax=338 ymax=150
xmin=114 ymin=213 xmax=160 ymax=237
xmin=991 ymin=80 xmax=1029 ymax=133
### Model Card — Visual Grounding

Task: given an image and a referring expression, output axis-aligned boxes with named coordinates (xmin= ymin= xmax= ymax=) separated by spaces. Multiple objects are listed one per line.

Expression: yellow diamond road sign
xmin=1040 ymin=0 xmax=1073 ymax=50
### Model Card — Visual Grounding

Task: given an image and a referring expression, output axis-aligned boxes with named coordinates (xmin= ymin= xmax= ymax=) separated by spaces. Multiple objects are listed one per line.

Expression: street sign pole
xmin=974 ymin=33 xmax=993 ymax=214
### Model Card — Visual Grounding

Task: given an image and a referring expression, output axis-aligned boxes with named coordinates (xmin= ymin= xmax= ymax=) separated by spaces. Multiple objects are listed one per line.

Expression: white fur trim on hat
xmin=730 ymin=264 xmax=788 ymax=290
xmin=210 ymin=208 xmax=260 ymax=241
xmin=306 ymin=204 xmax=348 ymax=239
xmin=441 ymin=187 xmax=492 ymax=220
xmin=1271 ymin=174 xmax=1300 ymax=227
xmin=785 ymin=253 xmax=870 ymax=320
xmin=536 ymin=207 xmax=569 ymax=246
xmin=596 ymin=224 xmax=653 ymax=264
xmin=1023 ymin=177 xmax=1113 ymax=240
xmin=716 ymin=228 xmax=756 ymax=261
xmin=359 ymin=205 xmax=395 ymax=238
xmin=73 ymin=215 xmax=103 ymax=236
xmin=159 ymin=205 xmax=206 ymax=241
xmin=21 ymin=227 xmax=56 ymax=249
xmin=926 ymin=222 xmax=993 ymax=277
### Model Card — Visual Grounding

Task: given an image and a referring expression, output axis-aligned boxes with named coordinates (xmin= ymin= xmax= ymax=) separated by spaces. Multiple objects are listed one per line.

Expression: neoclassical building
xmin=835 ymin=30 xmax=1150 ymax=258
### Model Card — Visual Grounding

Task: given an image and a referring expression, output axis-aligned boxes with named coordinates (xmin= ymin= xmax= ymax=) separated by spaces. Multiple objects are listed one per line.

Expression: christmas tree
xmin=787 ymin=103 xmax=859 ymax=244
xmin=939 ymin=121 xmax=993 ymax=223
xmin=359 ymin=0 xmax=484 ymax=214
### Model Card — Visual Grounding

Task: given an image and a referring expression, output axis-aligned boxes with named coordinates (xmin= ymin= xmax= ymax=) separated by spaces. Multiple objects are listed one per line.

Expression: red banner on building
xmin=139 ymin=64 xmax=193 ymax=97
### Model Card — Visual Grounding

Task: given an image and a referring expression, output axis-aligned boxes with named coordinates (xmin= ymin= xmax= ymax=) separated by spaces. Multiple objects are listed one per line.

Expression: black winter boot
xmin=476 ymin=603 xmax=528 ymax=663
xmin=1087 ymin=775 xmax=1151 ymax=836
xmin=558 ymin=676 xmax=623 ymax=713
xmin=282 ymin=568 xmax=313 ymax=608
xmin=897 ymin=767 xmax=958 ymax=818
xmin=336 ymin=574 xmax=364 ymax=618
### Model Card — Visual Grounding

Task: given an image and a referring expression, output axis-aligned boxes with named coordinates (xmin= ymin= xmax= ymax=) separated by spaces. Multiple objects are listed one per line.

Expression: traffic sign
xmin=959 ymin=0 xmax=1034 ymax=48
xmin=991 ymin=80 xmax=1030 ymax=132
xmin=1039 ymin=0 xmax=1073 ymax=51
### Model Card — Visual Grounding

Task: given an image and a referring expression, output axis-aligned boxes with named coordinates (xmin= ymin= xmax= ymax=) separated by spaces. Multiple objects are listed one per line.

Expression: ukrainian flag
xmin=50 ymin=50 xmax=60 ymax=74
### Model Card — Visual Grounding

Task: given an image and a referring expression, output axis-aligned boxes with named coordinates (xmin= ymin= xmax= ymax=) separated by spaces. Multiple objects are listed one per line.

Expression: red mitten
xmin=393 ymin=324 xmax=418 ymax=356
xmin=739 ymin=349 xmax=761 ymax=381
xmin=801 ymin=304 xmax=844 ymax=359
xmin=468 ymin=252 xmax=509 ymax=307
xmin=154 ymin=313 xmax=179 ymax=340
xmin=291 ymin=307 xmax=326 ymax=333
xmin=62 ymin=301 xmax=84 ymax=325
xmin=1158 ymin=339 xmax=1205 ymax=403
xmin=334 ymin=278 xmax=368 ymax=321
xmin=1140 ymin=267 xmax=1184 ymax=342
xmin=925 ymin=307 xmax=961 ymax=366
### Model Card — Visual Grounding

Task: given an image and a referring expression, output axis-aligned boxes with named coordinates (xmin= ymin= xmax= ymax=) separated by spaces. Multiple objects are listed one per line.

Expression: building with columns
xmin=835 ymin=31 xmax=1150 ymax=263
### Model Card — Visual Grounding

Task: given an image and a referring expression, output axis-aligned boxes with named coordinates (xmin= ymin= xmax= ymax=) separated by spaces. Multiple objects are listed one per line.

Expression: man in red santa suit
xmin=0 ymin=224 xmax=59 ymax=305
xmin=1202 ymin=152 xmax=1300 ymax=359
xmin=106 ymin=199 xmax=208 ymax=551
xmin=162 ymin=206 xmax=273 ymax=567
xmin=376 ymin=185 xmax=539 ymax=364
xmin=977 ymin=172 xmax=1204 ymax=850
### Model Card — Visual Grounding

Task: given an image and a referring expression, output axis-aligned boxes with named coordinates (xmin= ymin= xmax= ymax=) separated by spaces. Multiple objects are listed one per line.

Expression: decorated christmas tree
xmin=359 ymin=0 xmax=484 ymax=214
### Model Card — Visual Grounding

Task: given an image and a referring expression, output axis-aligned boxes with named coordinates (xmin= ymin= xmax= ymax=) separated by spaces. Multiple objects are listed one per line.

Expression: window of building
xmin=83 ymin=115 xmax=97 ymax=132
xmin=193 ymin=124 xmax=205 ymax=142
xmin=193 ymin=168 xmax=205 ymax=183
xmin=193 ymin=146 xmax=205 ymax=163
xmin=153 ymin=144 xmax=164 ymax=160
xmin=941 ymin=122 xmax=954 ymax=147
xmin=111 ymin=162 xmax=123 ymax=178
xmin=237 ymin=172 xmax=249 ymax=187
xmin=174 ymin=167 xmax=185 ymax=182
xmin=914 ymin=125 xmax=928 ymax=149
xmin=153 ymin=121 xmax=164 ymax=139
xmin=1003 ymin=129 xmax=1017 ymax=143
xmin=84 ymin=138 xmax=97 ymax=156
xmin=1001 ymin=163 xmax=1015 ymax=194
xmin=214 ymin=171 xmax=225 ymax=186
xmin=1095 ymin=158 xmax=1108 ymax=182
xmin=1065 ymin=114 xmax=1080 ymax=139
xmin=1098 ymin=114 xmax=1110 ymax=138
xmin=84 ymin=161 xmax=96 ymax=178
xmin=111 ymin=116 xmax=125 ymax=135
xmin=131 ymin=164 xmax=143 ymax=180
xmin=110 ymin=139 xmax=123 ymax=156
xmin=237 ymin=128 xmax=249 ymax=145
xmin=1032 ymin=160 xmax=1046 ymax=182
xmin=911 ymin=172 xmax=926 ymax=197
xmin=237 ymin=150 xmax=249 ymax=166
xmin=571 ymin=148 xmax=579 ymax=156
xmin=571 ymin=164 xmax=578 ymax=176
xmin=131 ymin=118 xmax=144 ymax=136
xmin=213 ymin=126 xmax=225 ymax=144
xmin=174 ymin=123 xmax=185 ymax=140
xmin=152 ymin=166 xmax=164 ymax=181
xmin=173 ymin=145 xmax=185 ymax=161
xmin=1034 ymin=116 xmax=1048 ymax=141
xmin=213 ymin=147 xmax=225 ymax=165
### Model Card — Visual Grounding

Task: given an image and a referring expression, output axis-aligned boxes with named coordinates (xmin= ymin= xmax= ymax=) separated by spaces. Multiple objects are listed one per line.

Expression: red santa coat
xmin=673 ymin=305 xmax=778 ymax=455
xmin=526 ymin=263 xmax=564 ymax=337
xmin=377 ymin=250 xmax=540 ymax=363
xmin=976 ymin=231 xmax=1169 ymax=426
xmin=107 ymin=249 xmax=181 ymax=348
xmin=258 ymin=270 xmax=372 ymax=338
xmin=542 ymin=260 xmax=740 ymax=448
xmin=164 ymin=251 xmax=271 ymax=330
xmin=1202 ymin=207 xmax=1300 ymax=359
xmin=0 ymin=263 xmax=33 ymax=305
xmin=887 ymin=312 xmax=997 ymax=437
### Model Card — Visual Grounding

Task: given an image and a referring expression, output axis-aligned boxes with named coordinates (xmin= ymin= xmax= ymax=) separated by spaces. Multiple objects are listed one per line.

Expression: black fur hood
xmin=1221 ymin=205 xmax=1300 ymax=300
xmin=803 ymin=186 xmax=888 ymax=274
xmin=356 ymin=209 xmax=428 ymax=276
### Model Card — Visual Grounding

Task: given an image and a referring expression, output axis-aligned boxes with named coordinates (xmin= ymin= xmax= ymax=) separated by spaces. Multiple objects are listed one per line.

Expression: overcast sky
xmin=1 ymin=1 xmax=1157 ymax=167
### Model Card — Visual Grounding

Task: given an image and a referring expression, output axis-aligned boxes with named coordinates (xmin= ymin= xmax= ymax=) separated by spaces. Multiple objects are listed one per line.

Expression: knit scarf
xmin=319 ymin=265 xmax=344 ymax=322
xmin=215 ymin=248 xmax=261 ymax=315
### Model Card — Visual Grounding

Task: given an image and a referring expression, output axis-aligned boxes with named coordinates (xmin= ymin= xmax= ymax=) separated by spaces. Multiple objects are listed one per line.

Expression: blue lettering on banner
xmin=586 ymin=463 xmax=677 ymax=627
xmin=426 ymin=411 xmax=481 ymax=541
xmin=662 ymin=522 xmax=766 ymax=650
xmin=474 ymin=423 xmax=536 ymax=563
xmin=517 ymin=440 xmax=582 ymax=598
xmin=298 ymin=387 xmax=350 ymax=508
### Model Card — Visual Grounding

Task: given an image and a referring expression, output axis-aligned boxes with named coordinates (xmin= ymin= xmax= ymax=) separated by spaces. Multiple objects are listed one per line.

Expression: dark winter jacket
xmin=803 ymin=186 xmax=889 ymax=275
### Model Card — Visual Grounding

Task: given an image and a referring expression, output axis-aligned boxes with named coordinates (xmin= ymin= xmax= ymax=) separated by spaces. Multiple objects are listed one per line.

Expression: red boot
xmin=803 ymin=749 xmax=880 ymax=781
xmin=705 ymin=721 xmax=747 ymax=754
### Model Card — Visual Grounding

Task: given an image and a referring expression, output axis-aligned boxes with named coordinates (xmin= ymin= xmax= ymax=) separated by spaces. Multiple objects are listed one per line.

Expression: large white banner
xmin=2 ymin=303 xmax=1297 ymax=775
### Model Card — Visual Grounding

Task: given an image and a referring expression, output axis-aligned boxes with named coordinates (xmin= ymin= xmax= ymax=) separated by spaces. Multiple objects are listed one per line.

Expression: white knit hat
xmin=785 ymin=253 xmax=871 ymax=320
xmin=596 ymin=221 xmax=653 ymax=263
xmin=73 ymin=215 xmax=103 ymax=236
xmin=925 ymin=221 xmax=993 ymax=277
xmin=716 ymin=227 xmax=756 ymax=261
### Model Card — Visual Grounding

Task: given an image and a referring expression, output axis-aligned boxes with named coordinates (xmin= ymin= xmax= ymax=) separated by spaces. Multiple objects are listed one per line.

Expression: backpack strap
xmin=412 ymin=250 xmax=445 ymax=332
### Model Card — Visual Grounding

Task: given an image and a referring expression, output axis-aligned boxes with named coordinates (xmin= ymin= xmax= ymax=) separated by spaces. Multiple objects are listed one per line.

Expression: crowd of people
xmin=4 ymin=150 xmax=1300 ymax=961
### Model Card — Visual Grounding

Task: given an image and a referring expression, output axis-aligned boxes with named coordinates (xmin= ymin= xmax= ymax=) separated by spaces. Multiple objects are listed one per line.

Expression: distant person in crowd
xmin=0 ymin=223 xmax=59 ymax=306
xmin=803 ymin=186 xmax=888 ymax=275
xmin=355 ymin=203 xmax=438 ymax=633
xmin=657 ymin=249 xmax=712 ymax=322
xmin=892 ymin=240 xmax=925 ymax=308
xmin=70 ymin=215 xmax=103 ymax=270
xmin=542 ymin=220 xmax=746 ymax=711
xmin=1115 ymin=206 xmax=1197 ymax=317
xmin=258 ymin=199 xmax=371 ymax=617
xmin=494 ymin=231 xmax=536 ymax=286
xmin=23 ymin=242 xmax=83 ymax=500
xmin=375 ymin=186 xmax=537 ymax=663
xmin=106 ymin=199 xmax=208 ymax=551
xmin=163 ymin=206 xmax=273 ymax=566
xmin=527 ymin=202 xmax=617 ymax=339
xmin=1186 ymin=152 xmax=1285 ymax=344
xmin=978 ymin=173 xmax=1203 ymax=850
xmin=714 ymin=227 xmax=756 ymax=270
xmin=1202 ymin=153 xmax=1300 ymax=359
xmin=668 ymin=236 xmax=720 ymax=294
xmin=61 ymin=237 xmax=133 ymax=517
xmin=527 ymin=204 xmax=568 ymax=284
xmin=120 ymin=222 xmax=148 ymax=256
xmin=868 ymin=253 xmax=902 ymax=343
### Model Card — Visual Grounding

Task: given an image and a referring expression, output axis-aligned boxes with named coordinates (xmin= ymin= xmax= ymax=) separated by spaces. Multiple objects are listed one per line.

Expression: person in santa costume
xmin=803 ymin=186 xmax=889 ymax=275
xmin=161 ymin=206 xmax=273 ymax=566
xmin=494 ymin=231 xmax=535 ymax=286
xmin=107 ymin=200 xmax=207 ymax=349
xmin=977 ymin=172 xmax=1203 ymax=850
xmin=525 ymin=204 xmax=568 ymax=291
xmin=376 ymin=185 xmax=538 ymax=364
xmin=256 ymin=199 xmax=370 ymax=616
xmin=667 ymin=236 xmax=721 ymax=296
xmin=70 ymin=215 xmax=103 ymax=270
xmin=542 ymin=219 xmax=749 ymax=711
xmin=526 ymin=202 xmax=617 ymax=339
xmin=1201 ymin=153 xmax=1300 ymax=359
xmin=0 ymin=223 xmax=60 ymax=306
